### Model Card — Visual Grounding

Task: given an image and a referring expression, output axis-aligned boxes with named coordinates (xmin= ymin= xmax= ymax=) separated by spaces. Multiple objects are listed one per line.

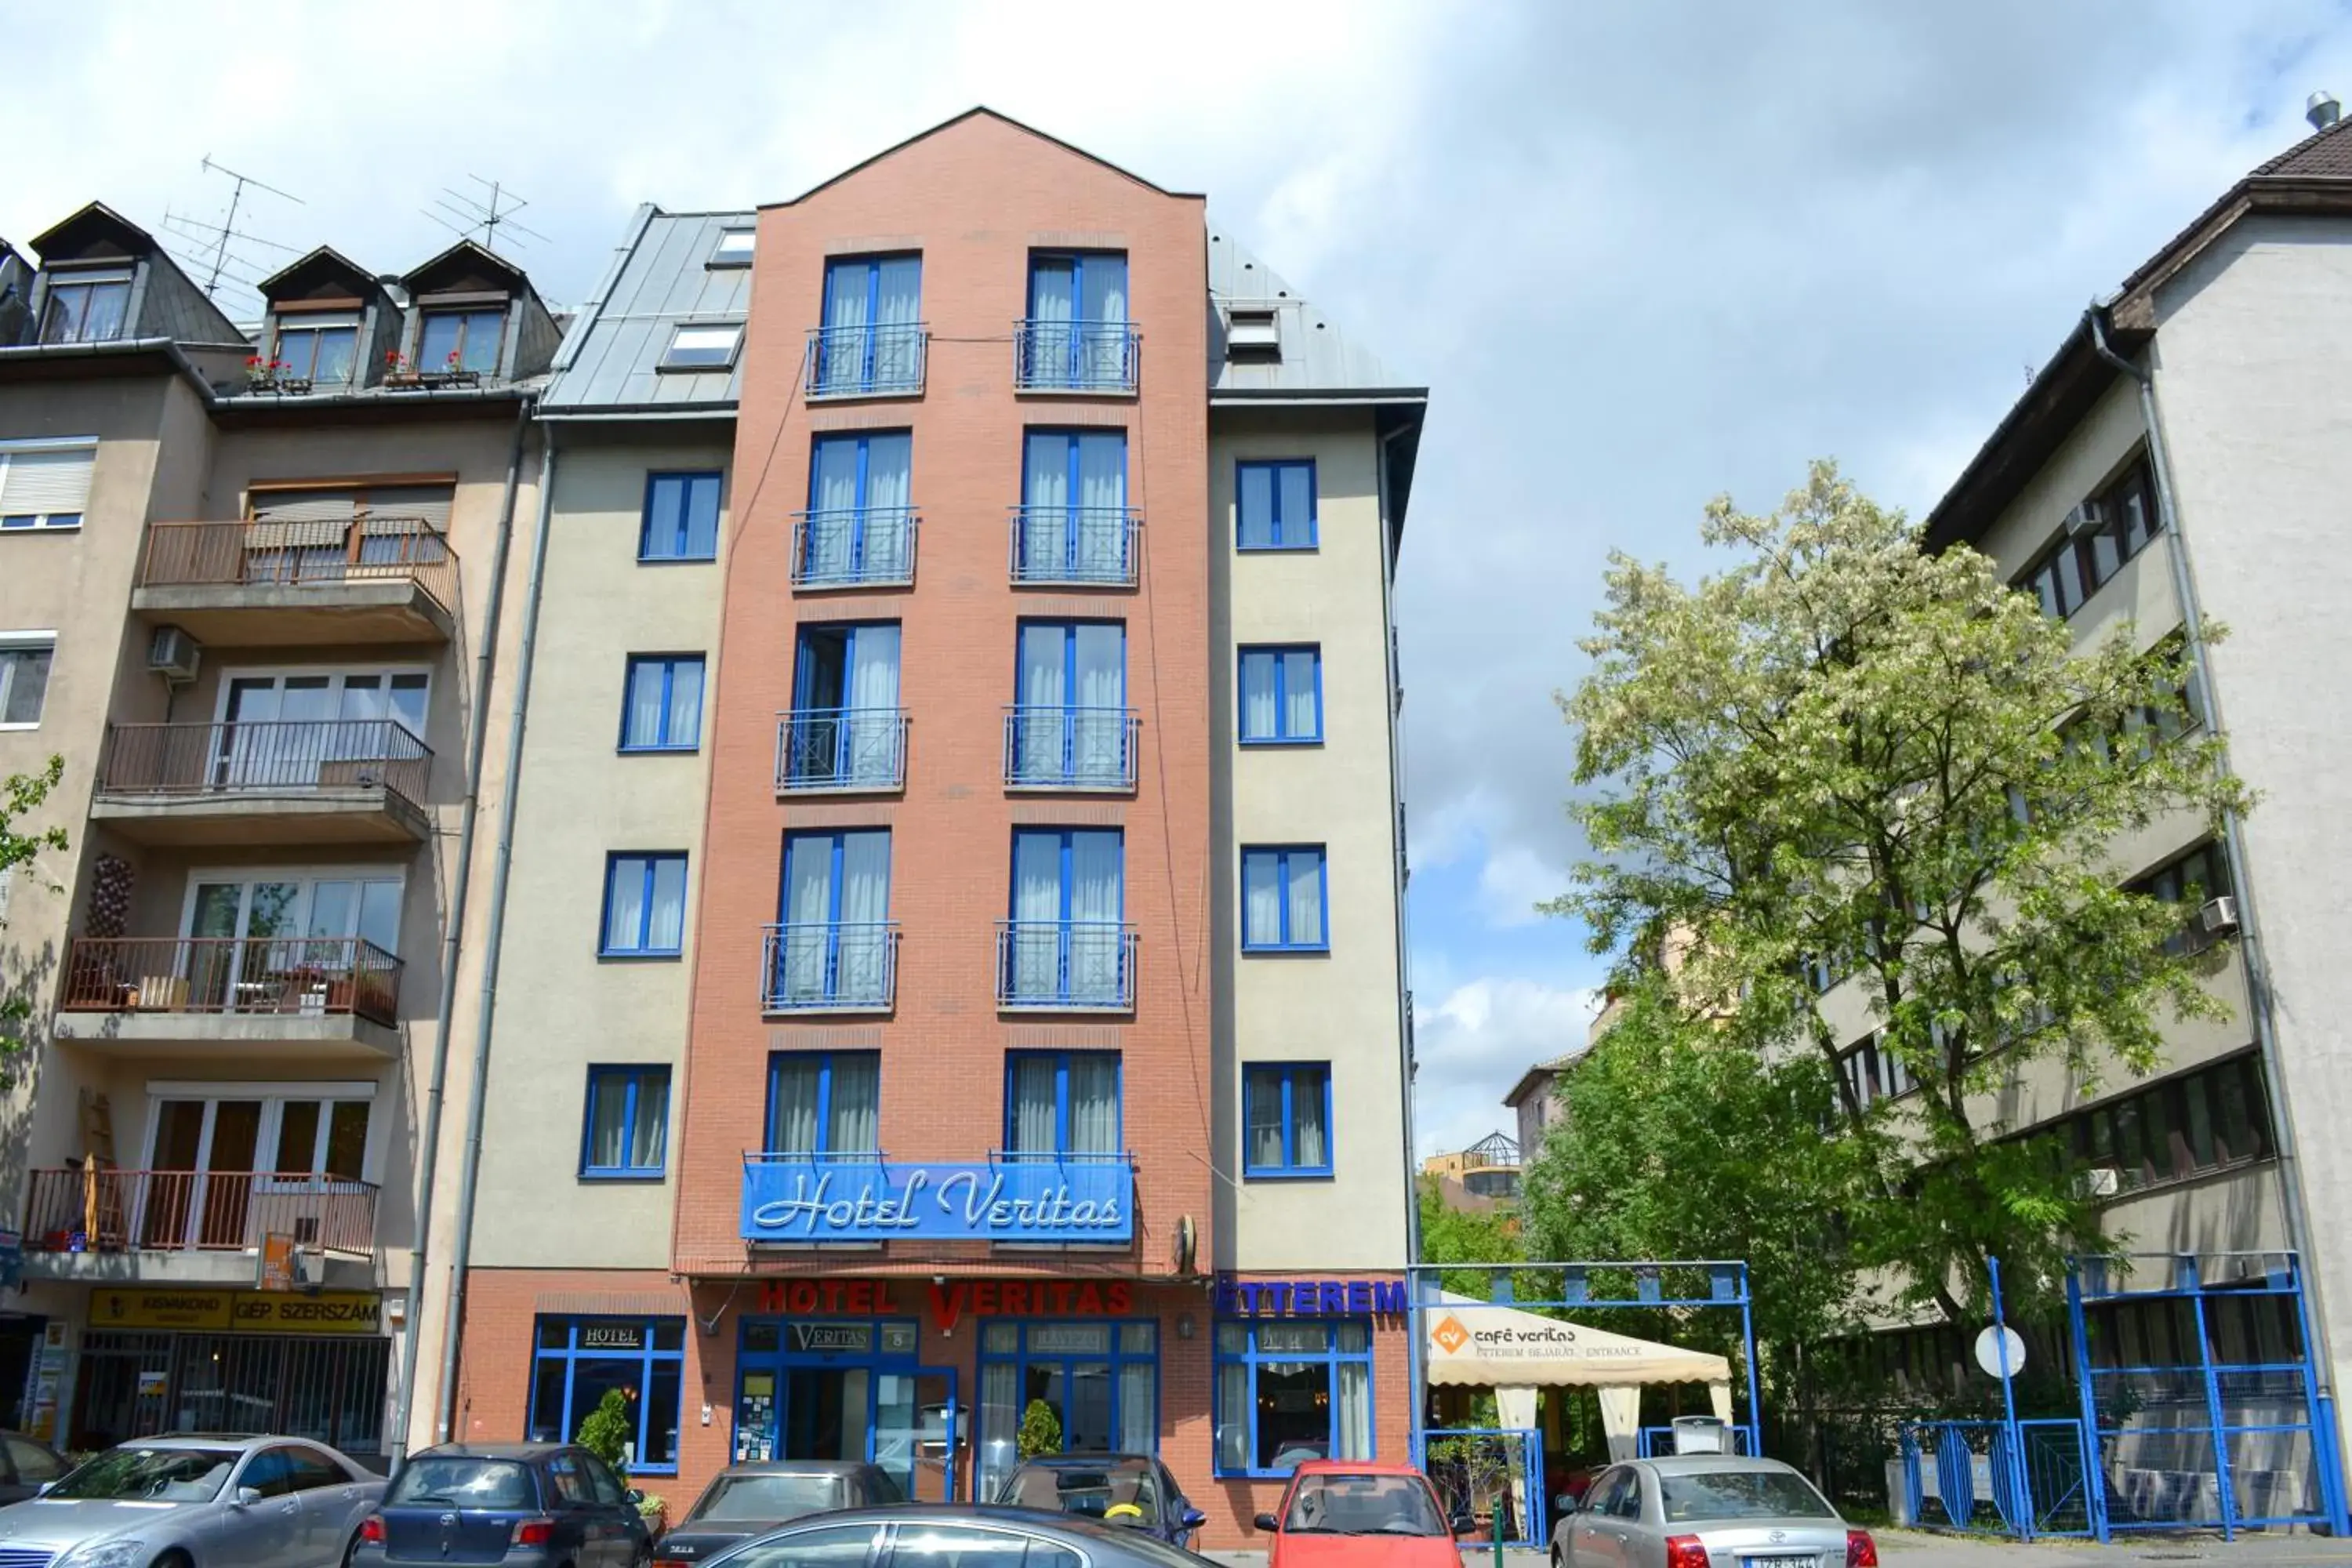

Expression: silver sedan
xmin=1552 ymin=1457 xmax=1875 ymax=1568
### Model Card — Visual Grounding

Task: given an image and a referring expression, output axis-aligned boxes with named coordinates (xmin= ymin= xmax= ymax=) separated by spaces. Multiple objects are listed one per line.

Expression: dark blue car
xmin=354 ymin=1442 xmax=652 ymax=1567
xmin=994 ymin=1454 xmax=1207 ymax=1548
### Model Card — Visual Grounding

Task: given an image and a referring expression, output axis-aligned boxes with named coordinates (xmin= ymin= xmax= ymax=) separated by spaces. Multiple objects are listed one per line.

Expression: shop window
xmin=1213 ymin=1318 xmax=1372 ymax=1476
xmin=977 ymin=1320 xmax=1157 ymax=1501
xmin=528 ymin=1317 xmax=685 ymax=1473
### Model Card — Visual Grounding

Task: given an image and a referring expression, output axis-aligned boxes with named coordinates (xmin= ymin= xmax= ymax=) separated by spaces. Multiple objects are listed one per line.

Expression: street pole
xmin=1987 ymin=1257 xmax=2033 ymax=1541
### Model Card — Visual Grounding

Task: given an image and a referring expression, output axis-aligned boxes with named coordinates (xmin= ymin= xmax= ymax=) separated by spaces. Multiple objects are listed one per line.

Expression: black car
xmin=698 ymin=1504 xmax=1212 ymax=1567
xmin=993 ymin=1454 xmax=1207 ymax=1548
xmin=0 ymin=1428 xmax=68 ymax=1504
xmin=655 ymin=1460 xmax=905 ymax=1563
xmin=355 ymin=1442 xmax=652 ymax=1567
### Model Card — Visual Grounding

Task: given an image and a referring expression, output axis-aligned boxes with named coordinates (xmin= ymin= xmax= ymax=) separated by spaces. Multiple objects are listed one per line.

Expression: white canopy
xmin=1424 ymin=1292 xmax=1733 ymax=1388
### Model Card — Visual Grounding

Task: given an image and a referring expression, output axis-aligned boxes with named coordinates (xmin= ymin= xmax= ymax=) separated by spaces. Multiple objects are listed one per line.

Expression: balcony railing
xmin=21 ymin=1167 xmax=380 ymax=1256
xmin=806 ymin=323 xmax=927 ymax=398
xmin=775 ymin=708 xmax=909 ymax=793
xmin=59 ymin=936 xmax=401 ymax=1025
xmin=741 ymin=1149 xmax=1134 ymax=1243
xmin=1014 ymin=320 xmax=1140 ymax=393
xmin=96 ymin=719 xmax=431 ymax=806
xmin=1003 ymin=706 xmax=1139 ymax=789
xmin=140 ymin=516 xmax=457 ymax=610
xmin=1008 ymin=506 xmax=1140 ymax=587
xmin=995 ymin=920 xmax=1138 ymax=1011
xmin=762 ymin=922 xmax=899 ymax=1013
xmin=791 ymin=506 xmax=918 ymax=589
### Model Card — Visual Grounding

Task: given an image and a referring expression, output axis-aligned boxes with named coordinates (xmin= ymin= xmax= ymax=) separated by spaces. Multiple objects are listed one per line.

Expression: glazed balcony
xmin=1014 ymin=320 xmax=1139 ymax=394
xmin=775 ymin=708 xmax=909 ymax=794
xmin=52 ymin=935 xmax=402 ymax=1059
xmin=805 ymin=323 xmax=927 ymax=399
xmin=1003 ymin=707 xmax=1138 ymax=791
xmin=761 ymin=922 xmax=899 ymax=1015
xmin=740 ymin=1149 xmax=1135 ymax=1246
xmin=18 ymin=1167 xmax=380 ymax=1287
xmin=1008 ymin=506 xmax=1140 ymax=588
xmin=790 ymin=506 xmax=917 ymax=590
xmin=93 ymin=719 xmax=431 ymax=844
xmin=994 ymin=921 xmax=1138 ymax=1012
xmin=134 ymin=517 xmax=457 ymax=644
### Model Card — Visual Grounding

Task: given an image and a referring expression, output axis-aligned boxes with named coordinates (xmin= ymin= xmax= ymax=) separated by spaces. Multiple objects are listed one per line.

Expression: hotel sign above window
xmin=740 ymin=1155 xmax=1134 ymax=1244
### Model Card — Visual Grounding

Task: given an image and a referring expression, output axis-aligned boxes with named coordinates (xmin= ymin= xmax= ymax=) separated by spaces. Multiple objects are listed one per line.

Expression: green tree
xmin=1416 ymin=1175 xmax=1520 ymax=1296
xmin=575 ymin=1387 xmax=634 ymax=1476
xmin=1 ymin=756 xmax=68 ymax=1076
xmin=1549 ymin=462 xmax=2247 ymax=1329
xmin=1016 ymin=1398 xmax=1062 ymax=1461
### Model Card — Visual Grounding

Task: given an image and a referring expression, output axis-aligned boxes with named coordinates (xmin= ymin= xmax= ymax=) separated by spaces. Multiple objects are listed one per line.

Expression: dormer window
xmin=419 ymin=306 xmax=506 ymax=375
xmin=1226 ymin=308 xmax=1280 ymax=360
xmin=38 ymin=270 xmax=132 ymax=344
xmin=272 ymin=314 xmax=360 ymax=384
xmin=710 ymin=228 xmax=756 ymax=268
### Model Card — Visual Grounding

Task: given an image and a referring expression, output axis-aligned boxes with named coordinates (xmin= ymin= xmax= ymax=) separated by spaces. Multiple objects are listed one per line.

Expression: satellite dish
xmin=1974 ymin=1325 xmax=2027 ymax=1379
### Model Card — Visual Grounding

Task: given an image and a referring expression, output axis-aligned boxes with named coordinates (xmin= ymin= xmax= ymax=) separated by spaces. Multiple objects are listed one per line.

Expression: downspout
xmin=2086 ymin=305 xmax=2336 ymax=1403
xmin=432 ymin=426 xmax=561 ymax=1441
xmin=390 ymin=393 xmax=535 ymax=1461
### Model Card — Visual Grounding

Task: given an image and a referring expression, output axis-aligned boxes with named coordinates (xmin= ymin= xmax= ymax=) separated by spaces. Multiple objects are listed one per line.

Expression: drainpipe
xmin=390 ymin=393 xmax=535 ymax=1462
xmin=2085 ymin=306 xmax=2337 ymax=1404
xmin=432 ymin=426 xmax=561 ymax=1442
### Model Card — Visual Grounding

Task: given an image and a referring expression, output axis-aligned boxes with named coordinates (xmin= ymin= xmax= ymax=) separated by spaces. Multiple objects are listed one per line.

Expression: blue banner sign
xmin=1215 ymin=1273 xmax=1407 ymax=1316
xmin=741 ymin=1156 xmax=1134 ymax=1244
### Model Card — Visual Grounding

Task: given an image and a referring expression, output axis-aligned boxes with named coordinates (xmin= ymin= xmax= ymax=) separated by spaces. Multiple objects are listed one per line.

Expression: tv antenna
xmin=422 ymin=176 xmax=549 ymax=255
xmin=193 ymin=155 xmax=304 ymax=302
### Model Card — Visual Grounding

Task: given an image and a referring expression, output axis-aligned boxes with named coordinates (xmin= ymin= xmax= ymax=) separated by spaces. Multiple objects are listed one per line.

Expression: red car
xmin=1253 ymin=1459 xmax=1472 ymax=1568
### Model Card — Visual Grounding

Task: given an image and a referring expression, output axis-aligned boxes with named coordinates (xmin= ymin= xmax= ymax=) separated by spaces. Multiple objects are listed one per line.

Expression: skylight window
xmin=662 ymin=323 xmax=742 ymax=371
xmin=710 ymin=228 xmax=756 ymax=267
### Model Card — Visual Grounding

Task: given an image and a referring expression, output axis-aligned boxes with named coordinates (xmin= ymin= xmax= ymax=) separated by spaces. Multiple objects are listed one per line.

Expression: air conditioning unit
xmin=2064 ymin=500 xmax=2108 ymax=540
xmin=147 ymin=625 xmax=201 ymax=684
xmin=2199 ymin=895 xmax=2240 ymax=937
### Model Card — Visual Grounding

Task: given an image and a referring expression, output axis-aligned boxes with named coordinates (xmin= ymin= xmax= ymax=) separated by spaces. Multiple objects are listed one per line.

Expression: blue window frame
xmin=1214 ymin=1317 xmax=1374 ymax=1476
xmin=814 ymin=255 xmax=924 ymax=395
xmin=979 ymin=1319 xmax=1159 ymax=1497
xmin=1004 ymin=1051 xmax=1123 ymax=1155
xmin=1020 ymin=252 xmax=1134 ymax=391
xmin=1004 ymin=829 xmax=1130 ymax=1007
xmin=764 ymin=1050 xmax=882 ymax=1153
xmin=1243 ymin=1062 xmax=1332 ymax=1178
xmin=1238 ymin=645 xmax=1322 ymax=744
xmin=419 ymin=307 xmax=506 ymax=375
xmin=1010 ymin=622 xmax=1131 ymax=788
xmin=771 ymin=830 xmax=895 ymax=1010
xmin=800 ymin=432 xmax=914 ymax=586
xmin=601 ymin=852 xmax=688 ymax=957
xmin=619 ymin=655 xmax=705 ymax=752
xmin=1015 ymin=429 xmax=1132 ymax=583
xmin=529 ymin=1316 xmax=686 ymax=1472
xmin=640 ymin=471 xmax=722 ymax=561
xmin=1237 ymin=460 xmax=1317 ymax=550
xmin=581 ymin=1065 xmax=671 ymax=1178
xmin=1241 ymin=846 xmax=1329 ymax=952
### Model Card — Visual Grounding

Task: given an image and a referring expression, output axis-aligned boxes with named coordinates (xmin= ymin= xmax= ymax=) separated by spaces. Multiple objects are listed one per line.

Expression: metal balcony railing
xmin=761 ymin=922 xmax=899 ymax=1013
xmin=21 ymin=1167 xmax=380 ymax=1256
xmin=805 ymin=322 xmax=927 ymax=397
xmin=1014 ymin=320 xmax=1140 ymax=392
xmin=140 ymin=515 xmax=457 ymax=609
xmin=791 ymin=506 xmax=918 ymax=589
xmin=775 ymin=708 xmax=909 ymax=792
xmin=995 ymin=920 xmax=1138 ymax=1011
xmin=1003 ymin=706 xmax=1139 ymax=789
xmin=96 ymin=719 xmax=431 ymax=806
xmin=1008 ymin=506 xmax=1140 ymax=586
xmin=58 ymin=936 xmax=402 ymax=1025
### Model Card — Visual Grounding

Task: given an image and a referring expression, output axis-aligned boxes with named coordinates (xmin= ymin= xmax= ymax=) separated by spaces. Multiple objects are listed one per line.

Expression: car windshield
xmin=49 ymin=1446 xmax=240 ymax=1503
xmin=1282 ymin=1473 xmax=1446 ymax=1536
xmin=1660 ymin=1471 xmax=1838 ymax=1523
xmin=1003 ymin=1460 xmax=1159 ymax=1523
xmin=686 ymin=1472 xmax=844 ymax=1523
xmin=387 ymin=1457 xmax=535 ymax=1510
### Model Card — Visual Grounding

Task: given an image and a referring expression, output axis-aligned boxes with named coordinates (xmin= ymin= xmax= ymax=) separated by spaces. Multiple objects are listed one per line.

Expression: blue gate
xmin=1418 ymin=1426 xmax=1547 ymax=1548
xmin=1897 ymin=1418 xmax=2092 ymax=1537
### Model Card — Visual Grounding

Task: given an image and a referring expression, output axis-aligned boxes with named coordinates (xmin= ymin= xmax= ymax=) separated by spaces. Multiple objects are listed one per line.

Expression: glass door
xmin=876 ymin=1370 xmax=956 ymax=1501
xmin=143 ymin=1098 xmax=263 ymax=1249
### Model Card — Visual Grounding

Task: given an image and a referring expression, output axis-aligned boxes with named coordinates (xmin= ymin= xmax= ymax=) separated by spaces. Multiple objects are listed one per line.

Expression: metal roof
xmin=1206 ymin=226 xmax=1418 ymax=399
xmin=543 ymin=205 xmax=753 ymax=413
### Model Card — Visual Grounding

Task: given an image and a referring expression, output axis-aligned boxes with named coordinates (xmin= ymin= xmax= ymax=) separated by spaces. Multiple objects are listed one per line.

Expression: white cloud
xmin=1414 ymin=977 xmax=1599 ymax=1159
xmin=1476 ymin=844 xmax=1566 ymax=930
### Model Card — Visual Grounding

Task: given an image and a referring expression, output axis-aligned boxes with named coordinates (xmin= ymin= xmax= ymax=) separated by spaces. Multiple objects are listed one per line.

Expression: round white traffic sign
xmin=1974 ymin=1325 xmax=2027 ymax=1378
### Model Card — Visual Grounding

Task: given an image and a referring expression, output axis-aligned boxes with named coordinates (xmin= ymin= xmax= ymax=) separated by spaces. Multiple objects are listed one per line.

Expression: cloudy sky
xmin=9 ymin=0 xmax=2348 ymax=1158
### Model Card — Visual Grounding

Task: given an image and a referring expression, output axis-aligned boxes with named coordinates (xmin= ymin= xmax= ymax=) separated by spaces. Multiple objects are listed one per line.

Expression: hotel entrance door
xmin=736 ymin=1317 xmax=959 ymax=1500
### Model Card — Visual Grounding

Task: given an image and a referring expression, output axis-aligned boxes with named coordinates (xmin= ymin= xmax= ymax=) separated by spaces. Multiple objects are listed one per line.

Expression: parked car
xmin=654 ymin=1460 xmax=903 ymax=1565
xmin=0 ymin=1432 xmax=386 ymax=1568
xmin=1251 ymin=1459 xmax=1472 ymax=1568
xmin=693 ymin=1504 xmax=1212 ymax=1567
xmin=354 ymin=1443 xmax=651 ymax=1568
xmin=993 ymin=1454 xmax=1207 ymax=1548
xmin=1550 ymin=1456 xmax=1877 ymax=1568
xmin=0 ymin=1428 xmax=69 ymax=1504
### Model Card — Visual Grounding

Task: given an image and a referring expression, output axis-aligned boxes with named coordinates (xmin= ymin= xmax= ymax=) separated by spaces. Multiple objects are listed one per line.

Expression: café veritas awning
xmin=1423 ymin=1291 xmax=1732 ymax=1388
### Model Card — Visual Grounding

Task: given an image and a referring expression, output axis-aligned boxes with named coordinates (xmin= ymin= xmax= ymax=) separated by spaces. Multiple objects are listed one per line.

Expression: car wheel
xmin=152 ymin=1552 xmax=194 ymax=1568
xmin=342 ymin=1527 xmax=366 ymax=1566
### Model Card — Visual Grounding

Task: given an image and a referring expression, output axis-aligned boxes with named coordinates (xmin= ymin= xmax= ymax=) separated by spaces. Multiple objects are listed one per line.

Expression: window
xmin=0 ymin=635 xmax=54 ymax=728
xmin=1243 ymin=1063 xmax=1332 ymax=1177
xmin=1838 ymin=1034 xmax=1915 ymax=1109
xmin=1016 ymin=430 xmax=1131 ymax=583
xmin=1238 ymin=646 xmax=1321 ymax=743
xmin=418 ymin=307 xmax=506 ymax=374
xmin=1237 ymin=460 xmax=1316 ymax=550
xmin=710 ymin=227 xmax=757 ymax=267
xmin=38 ymin=271 xmax=131 ymax=343
xmin=2061 ymin=1053 xmax=2271 ymax=1193
xmin=2017 ymin=457 xmax=2162 ymax=619
xmin=1225 ymin=308 xmax=1280 ymax=358
xmin=4 ymin=1437 xmax=62 ymax=1484
xmin=1005 ymin=829 xmax=1127 ymax=1006
xmin=978 ymin=1319 xmax=1158 ymax=1499
xmin=772 ymin=831 xmax=894 ymax=1008
xmin=2131 ymin=840 xmax=2234 ymax=955
xmin=0 ymin=439 xmax=96 ymax=530
xmin=528 ymin=1317 xmax=686 ymax=1472
xmin=270 ymin=316 xmax=359 ymax=384
xmin=784 ymin=624 xmax=904 ymax=789
xmin=801 ymin=433 xmax=913 ymax=586
xmin=582 ymin=1065 xmax=670 ymax=1178
xmin=1214 ymin=1318 xmax=1372 ymax=1475
xmin=765 ymin=1051 xmax=880 ymax=1152
xmin=662 ymin=323 xmax=742 ymax=371
xmin=640 ymin=470 xmax=723 ymax=562
xmin=1021 ymin=252 xmax=1133 ymax=390
xmin=725 ymin=1526 xmax=885 ymax=1568
xmin=1005 ymin=1052 xmax=1122 ymax=1155
xmin=1241 ymin=846 xmax=1328 ymax=952
xmin=281 ymin=1448 xmax=349 ymax=1494
xmin=813 ymin=255 xmax=923 ymax=395
xmin=601 ymin=853 xmax=688 ymax=957
xmin=1011 ymin=622 xmax=1130 ymax=788
xmin=619 ymin=655 xmax=705 ymax=752
xmin=144 ymin=1086 xmax=376 ymax=1221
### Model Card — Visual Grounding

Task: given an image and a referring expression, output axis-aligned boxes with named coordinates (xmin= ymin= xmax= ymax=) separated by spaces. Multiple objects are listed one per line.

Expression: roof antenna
xmin=421 ymin=176 xmax=550 ymax=256
xmin=195 ymin=155 xmax=304 ymax=302
xmin=2307 ymin=91 xmax=2341 ymax=132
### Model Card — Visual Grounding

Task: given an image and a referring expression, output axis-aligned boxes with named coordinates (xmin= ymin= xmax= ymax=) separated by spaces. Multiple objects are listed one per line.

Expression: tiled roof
xmin=2252 ymin=114 xmax=2352 ymax=177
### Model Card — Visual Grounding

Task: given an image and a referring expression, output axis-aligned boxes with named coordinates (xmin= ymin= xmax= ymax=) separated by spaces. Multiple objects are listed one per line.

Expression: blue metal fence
xmin=1417 ymin=1426 xmax=1547 ymax=1548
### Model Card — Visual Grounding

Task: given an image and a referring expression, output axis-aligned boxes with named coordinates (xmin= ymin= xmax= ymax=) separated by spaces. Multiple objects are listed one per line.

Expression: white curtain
xmin=781 ymin=837 xmax=834 ymax=999
xmin=1282 ymin=650 xmax=1318 ymax=738
xmin=630 ymin=1073 xmax=669 ymax=1169
xmin=838 ymin=831 xmax=891 ymax=996
xmin=808 ymin=437 xmax=860 ymax=579
xmin=981 ymin=1363 xmax=1022 ymax=1501
xmin=864 ymin=433 xmax=912 ymax=574
xmin=1216 ymin=1362 xmax=1250 ymax=1472
xmin=1080 ymin=256 xmax=1127 ymax=324
xmin=828 ymin=1054 xmax=880 ymax=1152
xmin=1242 ymin=653 xmax=1278 ymax=740
xmin=1239 ymin=465 xmax=1276 ymax=549
xmin=875 ymin=257 xmax=920 ymax=327
xmin=1286 ymin=851 xmax=1324 ymax=946
xmin=625 ymin=661 xmax=664 ymax=747
xmin=1023 ymin=432 xmax=1070 ymax=574
xmin=606 ymin=860 xmax=647 ymax=953
xmin=1243 ymin=853 xmax=1282 ymax=946
xmin=820 ymin=264 xmax=865 ymax=389
xmin=769 ymin=1059 xmax=819 ymax=1151
xmin=1069 ymin=831 xmax=1123 ymax=1000
xmin=1031 ymin=262 xmax=1075 ymax=325
xmin=1012 ymin=1058 xmax=1058 ymax=1152
xmin=666 ymin=660 xmax=703 ymax=749
xmin=1246 ymin=1070 xmax=1285 ymax=1169
xmin=590 ymin=1082 xmax=630 ymax=1168
xmin=1335 ymin=1362 xmax=1372 ymax=1460
xmin=1018 ymin=626 xmax=1066 ymax=779
xmin=1279 ymin=465 xmax=1314 ymax=541
xmin=1599 ymin=1386 xmax=1642 ymax=1463
xmin=1293 ymin=1068 xmax=1329 ymax=1167
xmin=1067 ymin=1055 xmax=1119 ymax=1153
xmin=1119 ymin=1363 xmax=1155 ymax=1454
xmin=1076 ymin=434 xmax=1127 ymax=577
xmin=847 ymin=628 xmax=901 ymax=785
xmin=1075 ymin=626 xmax=1125 ymax=782
xmin=1011 ymin=832 xmax=1064 ymax=997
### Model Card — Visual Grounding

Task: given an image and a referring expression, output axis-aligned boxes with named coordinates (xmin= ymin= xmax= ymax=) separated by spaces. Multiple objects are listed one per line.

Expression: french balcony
xmin=775 ymin=708 xmax=909 ymax=794
xmin=1008 ymin=506 xmax=1140 ymax=588
xmin=1014 ymin=320 xmax=1140 ymax=394
xmin=740 ymin=1149 xmax=1135 ymax=1245
xmin=1003 ymin=706 xmax=1139 ymax=791
xmin=761 ymin=922 xmax=899 ymax=1015
xmin=995 ymin=920 xmax=1138 ymax=1012
xmin=791 ymin=506 xmax=918 ymax=590
xmin=18 ymin=1167 xmax=382 ymax=1287
xmin=52 ymin=935 xmax=403 ymax=1059
xmin=93 ymin=719 xmax=432 ymax=845
xmin=805 ymin=323 xmax=927 ymax=399
xmin=133 ymin=517 xmax=457 ymax=644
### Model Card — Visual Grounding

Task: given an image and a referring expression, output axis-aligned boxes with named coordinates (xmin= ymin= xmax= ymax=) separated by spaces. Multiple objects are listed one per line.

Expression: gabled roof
xmin=403 ymin=238 xmax=535 ymax=299
xmin=259 ymin=245 xmax=394 ymax=308
xmin=31 ymin=201 xmax=157 ymax=264
xmin=764 ymin=106 xmax=1199 ymax=209
xmin=544 ymin=205 xmax=751 ymax=415
xmin=1502 ymin=1052 xmax=1581 ymax=1109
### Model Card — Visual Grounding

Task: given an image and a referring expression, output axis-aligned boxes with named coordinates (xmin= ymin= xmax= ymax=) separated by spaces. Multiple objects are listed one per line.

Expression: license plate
xmin=1742 ymin=1556 xmax=1818 ymax=1568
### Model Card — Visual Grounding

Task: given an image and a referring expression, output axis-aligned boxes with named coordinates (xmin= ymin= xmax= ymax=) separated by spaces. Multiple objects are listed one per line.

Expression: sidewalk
xmin=1203 ymin=1530 xmax=2352 ymax=1568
